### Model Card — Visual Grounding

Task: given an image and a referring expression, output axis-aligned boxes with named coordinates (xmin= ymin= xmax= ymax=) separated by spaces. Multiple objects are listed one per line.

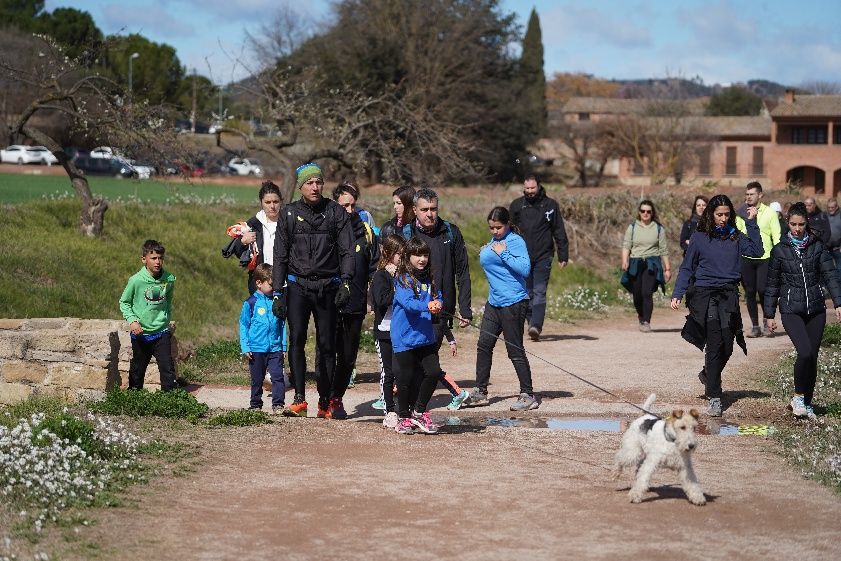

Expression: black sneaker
xmin=528 ymin=326 xmax=541 ymax=341
xmin=465 ymin=388 xmax=489 ymax=407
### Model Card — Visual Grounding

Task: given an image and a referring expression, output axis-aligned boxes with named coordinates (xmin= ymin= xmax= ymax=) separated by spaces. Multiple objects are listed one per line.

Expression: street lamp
xmin=127 ymin=52 xmax=140 ymax=101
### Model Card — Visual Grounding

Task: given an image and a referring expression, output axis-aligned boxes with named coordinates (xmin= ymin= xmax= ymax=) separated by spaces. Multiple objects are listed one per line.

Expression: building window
xmin=752 ymin=146 xmax=764 ymax=176
xmin=835 ymin=124 xmax=841 ymax=145
xmin=632 ymin=158 xmax=644 ymax=175
xmin=725 ymin=146 xmax=738 ymax=176
xmin=578 ymin=112 xmax=590 ymax=121
xmin=792 ymin=126 xmax=827 ymax=144
xmin=697 ymin=146 xmax=711 ymax=176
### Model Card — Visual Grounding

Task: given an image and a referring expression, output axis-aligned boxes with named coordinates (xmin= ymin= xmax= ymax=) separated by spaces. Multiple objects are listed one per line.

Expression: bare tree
xmin=244 ymin=3 xmax=314 ymax=71
xmin=0 ymin=33 xmax=183 ymax=236
xmin=799 ymin=80 xmax=841 ymax=95
xmin=552 ymin=120 xmax=617 ymax=186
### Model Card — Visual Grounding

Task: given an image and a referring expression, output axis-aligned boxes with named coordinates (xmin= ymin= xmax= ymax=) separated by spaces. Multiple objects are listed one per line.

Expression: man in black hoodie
xmin=272 ymin=163 xmax=355 ymax=420
xmin=509 ymin=175 xmax=569 ymax=341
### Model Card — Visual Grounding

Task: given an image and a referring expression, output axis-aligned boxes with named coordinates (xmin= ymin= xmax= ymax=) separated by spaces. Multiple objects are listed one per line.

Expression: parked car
xmin=25 ymin=146 xmax=58 ymax=165
xmin=1 ymin=145 xmax=29 ymax=164
xmin=73 ymin=155 xmax=125 ymax=177
xmin=89 ymin=146 xmax=119 ymax=159
xmin=228 ymin=157 xmax=263 ymax=176
xmin=119 ymin=160 xmax=156 ymax=179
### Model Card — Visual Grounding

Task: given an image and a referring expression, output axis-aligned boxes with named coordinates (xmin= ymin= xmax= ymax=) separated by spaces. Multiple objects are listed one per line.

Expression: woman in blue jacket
xmin=764 ymin=202 xmax=841 ymax=419
xmin=466 ymin=207 xmax=537 ymax=411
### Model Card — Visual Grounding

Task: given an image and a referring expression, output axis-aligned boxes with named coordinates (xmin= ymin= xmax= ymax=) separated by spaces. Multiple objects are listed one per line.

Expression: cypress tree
xmin=520 ymin=8 xmax=546 ymax=136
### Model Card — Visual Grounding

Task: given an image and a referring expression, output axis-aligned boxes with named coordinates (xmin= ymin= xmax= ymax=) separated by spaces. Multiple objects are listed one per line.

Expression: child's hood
xmin=138 ymin=266 xmax=175 ymax=284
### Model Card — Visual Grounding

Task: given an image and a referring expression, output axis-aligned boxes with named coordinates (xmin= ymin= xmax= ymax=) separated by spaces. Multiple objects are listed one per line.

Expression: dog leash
xmin=441 ymin=311 xmax=663 ymax=419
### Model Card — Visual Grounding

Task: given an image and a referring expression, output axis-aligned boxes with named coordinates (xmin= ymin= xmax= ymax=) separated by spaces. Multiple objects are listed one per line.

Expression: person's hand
xmin=334 ymin=282 xmax=351 ymax=309
xmin=385 ymin=263 xmax=397 ymax=276
xmin=664 ymin=269 xmax=672 ymax=282
xmin=129 ymin=321 xmax=143 ymax=336
xmin=450 ymin=342 xmax=457 ymax=357
xmin=272 ymin=294 xmax=286 ymax=320
xmin=492 ymin=241 xmax=506 ymax=255
xmin=746 ymin=206 xmax=758 ymax=220
xmin=621 ymin=259 xmax=629 ymax=272
xmin=765 ymin=318 xmax=777 ymax=333
xmin=670 ymin=297 xmax=681 ymax=310
xmin=836 ymin=307 xmax=841 ymax=322
xmin=240 ymin=230 xmax=257 ymax=245
xmin=244 ymin=351 xmax=253 ymax=361
xmin=427 ymin=300 xmax=443 ymax=314
xmin=557 ymin=261 xmax=567 ymax=269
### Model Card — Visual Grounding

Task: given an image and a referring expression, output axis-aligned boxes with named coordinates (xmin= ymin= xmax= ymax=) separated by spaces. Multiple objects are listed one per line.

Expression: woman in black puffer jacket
xmin=764 ymin=202 xmax=841 ymax=419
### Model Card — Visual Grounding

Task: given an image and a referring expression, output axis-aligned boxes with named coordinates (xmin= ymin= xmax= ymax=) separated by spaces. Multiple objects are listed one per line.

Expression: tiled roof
xmin=694 ymin=116 xmax=771 ymax=137
xmin=771 ymin=95 xmax=841 ymax=117
xmin=561 ymin=96 xmax=708 ymax=115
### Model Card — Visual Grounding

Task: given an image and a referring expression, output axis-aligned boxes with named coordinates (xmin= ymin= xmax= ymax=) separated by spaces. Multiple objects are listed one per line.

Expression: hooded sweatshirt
xmin=480 ymin=230 xmax=531 ymax=307
xmin=239 ymin=290 xmax=287 ymax=353
xmin=119 ymin=267 xmax=176 ymax=335
xmin=390 ymin=272 xmax=442 ymax=353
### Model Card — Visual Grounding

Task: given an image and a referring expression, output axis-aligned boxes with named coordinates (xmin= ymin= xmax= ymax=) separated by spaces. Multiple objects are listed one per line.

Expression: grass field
xmin=0 ymin=172 xmax=259 ymax=204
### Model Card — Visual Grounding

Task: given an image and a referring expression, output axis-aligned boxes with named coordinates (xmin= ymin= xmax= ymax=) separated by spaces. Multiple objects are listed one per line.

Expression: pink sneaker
xmin=395 ymin=417 xmax=414 ymax=434
xmin=411 ymin=411 xmax=439 ymax=434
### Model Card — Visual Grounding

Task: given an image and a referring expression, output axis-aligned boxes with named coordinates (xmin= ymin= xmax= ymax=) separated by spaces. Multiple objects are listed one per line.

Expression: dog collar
xmin=663 ymin=423 xmax=676 ymax=443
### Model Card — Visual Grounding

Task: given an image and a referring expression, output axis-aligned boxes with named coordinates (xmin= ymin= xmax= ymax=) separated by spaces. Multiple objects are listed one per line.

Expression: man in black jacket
xmin=805 ymin=197 xmax=831 ymax=245
xmin=509 ymin=175 xmax=568 ymax=341
xmin=272 ymin=163 xmax=355 ymax=419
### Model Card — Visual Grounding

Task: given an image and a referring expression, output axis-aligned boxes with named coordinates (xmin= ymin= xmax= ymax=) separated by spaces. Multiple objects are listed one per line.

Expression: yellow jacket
xmin=736 ymin=203 xmax=781 ymax=260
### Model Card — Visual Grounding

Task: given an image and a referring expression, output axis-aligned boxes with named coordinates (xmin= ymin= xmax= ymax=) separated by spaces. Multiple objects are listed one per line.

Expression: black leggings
xmin=704 ymin=299 xmax=733 ymax=399
xmin=334 ymin=313 xmax=365 ymax=399
xmin=475 ymin=299 xmax=533 ymax=394
xmin=393 ymin=344 xmax=443 ymax=418
xmin=781 ymin=312 xmax=826 ymax=405
xmin=376 ymin=336 xmax=396 ymax=413
xmin=631 ymin=266 xmax=657 ymax=323
xmin=286 ymin=281 xmax=338 ymax=405
xmin=741 ymin=258 xmax=769 ymax=326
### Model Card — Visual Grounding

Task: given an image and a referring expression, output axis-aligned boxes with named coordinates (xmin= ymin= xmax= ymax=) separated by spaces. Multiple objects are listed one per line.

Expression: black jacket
xmin=225 ymin=215 xmax=264 ymax=294
xmin=379 ymin=217 xmax=400 ymax=241
xmin=764 ymin=237 xmax=841 ymax=318
xmin=679 ymin=215 xmax=700 ymax=255
xmin=807 ymin=208 xmax=831 ymax=245
xmin=272 ymin=197 xmax=355 ymax=291
xmin=371 ymin=269 xmax=394 ymax=339
xmin=402 ymin=218 xmax=472 ymax=320
xmin=343 ymin=213 xmax=380 ymax=315
xmin=509 ymin=188 xmax=569 ymax=264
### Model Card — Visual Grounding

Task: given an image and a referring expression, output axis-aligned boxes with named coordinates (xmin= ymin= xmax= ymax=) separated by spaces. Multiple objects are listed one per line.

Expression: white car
xmin=90 ymin=146 xmax=119 ymax=159
xmin=228 ymin=158 xmax=263 ymax=176
xmin=118 ymin=159 xmax=156 ymax=179
xmin=24 ymin=146 xmax=58 ymax=165
xmin=1 ymin=145 xmax=29 ymax=164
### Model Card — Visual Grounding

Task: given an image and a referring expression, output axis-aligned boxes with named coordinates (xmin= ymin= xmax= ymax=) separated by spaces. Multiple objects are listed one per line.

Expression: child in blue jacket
xmin=240 ymin=263 xmax=288 ymax=412
xmin=390 ymin=238 xmax=446 ymax=435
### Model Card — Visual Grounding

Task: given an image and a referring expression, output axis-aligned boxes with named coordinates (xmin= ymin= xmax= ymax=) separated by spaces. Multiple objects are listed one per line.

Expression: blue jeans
xmin=525 ymin=257 xmax=552 ymax=330
xmin=249 ymin=352 xmax=285 ymax=408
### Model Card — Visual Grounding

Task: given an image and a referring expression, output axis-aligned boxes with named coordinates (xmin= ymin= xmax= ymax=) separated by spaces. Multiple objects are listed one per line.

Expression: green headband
xmin=296 ymin=163 xmax=323 ymax=189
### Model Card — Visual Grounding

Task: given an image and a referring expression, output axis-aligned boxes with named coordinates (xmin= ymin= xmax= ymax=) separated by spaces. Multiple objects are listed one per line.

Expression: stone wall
xmin=0 ymin=318 xmax=174 ymax=404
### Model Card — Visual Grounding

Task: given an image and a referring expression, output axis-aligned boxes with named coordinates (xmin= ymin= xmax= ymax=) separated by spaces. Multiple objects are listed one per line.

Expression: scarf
xmin=713 ymin=225 xmax=735 ymax=239
xmin=788 ymin=231 xmax=809 ymax=253
xmin=415 ymin=218 xmax=435 ymax=235
xmin=396 ymin=214 xmax=404 ymax=228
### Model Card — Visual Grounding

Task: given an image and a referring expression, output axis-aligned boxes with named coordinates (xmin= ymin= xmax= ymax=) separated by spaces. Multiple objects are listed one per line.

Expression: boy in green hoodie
xmin=119 ymin=240 xmax=177 ymax=390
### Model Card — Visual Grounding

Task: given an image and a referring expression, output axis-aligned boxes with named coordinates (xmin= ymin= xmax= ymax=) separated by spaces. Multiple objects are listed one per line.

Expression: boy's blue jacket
xmin=390 ymin=274 xmax=442 ymax=353
xmin=480 ymin=230 xmax=531 ymax=307
xmin=239 ymin=291 xmax=287 ymax=353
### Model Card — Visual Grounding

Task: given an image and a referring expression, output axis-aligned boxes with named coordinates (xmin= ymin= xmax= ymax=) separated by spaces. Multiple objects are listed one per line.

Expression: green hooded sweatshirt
xmin=119 ymin=267 xmax=176 ymax=334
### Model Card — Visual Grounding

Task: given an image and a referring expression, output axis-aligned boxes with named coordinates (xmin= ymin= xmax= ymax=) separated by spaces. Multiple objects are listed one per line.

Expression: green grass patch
xmin=208 ymin=408 xmax=271 ymax=427
xmin=89 ymin=389 xmax=209 ymax=420
xmin=0 ymin=395 xmax=70 ymax=427
xmin=179 ymin=340 xmax=250 ymax=386
xmin=0 ymin=172 xmax=258 ymax=204
xmin=823 ymin=323 xmax=841 ymax=347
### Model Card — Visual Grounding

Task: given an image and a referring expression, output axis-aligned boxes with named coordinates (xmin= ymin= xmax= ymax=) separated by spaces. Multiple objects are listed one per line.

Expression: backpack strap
xmin=403 ymin=221 xmax=454 ymax=243
xmin=402 ymin=223 xmax=412 ymax=240
xmin=246 ymin=295 xmax=257 ymax=315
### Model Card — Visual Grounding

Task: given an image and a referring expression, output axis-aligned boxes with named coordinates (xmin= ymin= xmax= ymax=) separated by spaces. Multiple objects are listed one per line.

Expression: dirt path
xmin=82 ymin=309 xmax=841 ymax=560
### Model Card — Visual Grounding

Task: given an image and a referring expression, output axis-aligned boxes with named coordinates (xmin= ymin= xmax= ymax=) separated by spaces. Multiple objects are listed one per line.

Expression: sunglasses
xmin=639 ymin=209 xmax=653 ymax=214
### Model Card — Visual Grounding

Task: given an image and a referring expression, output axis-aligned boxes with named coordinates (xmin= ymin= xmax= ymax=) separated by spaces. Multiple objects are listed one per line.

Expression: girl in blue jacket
xmin=390 ymin=237 xmax=445 ymax=435
xmin=467 ymin=207 xmax=538 ymax=411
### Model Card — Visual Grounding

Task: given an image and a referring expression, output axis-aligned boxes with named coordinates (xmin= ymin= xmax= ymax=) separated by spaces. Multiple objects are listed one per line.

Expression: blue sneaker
xmin=447 ymin=389 xmax=470 ymax=411
xmin=790 ymin=395 xmax=808 ymax=418
xmin=372 ymin=398 xmax=386 ymax=411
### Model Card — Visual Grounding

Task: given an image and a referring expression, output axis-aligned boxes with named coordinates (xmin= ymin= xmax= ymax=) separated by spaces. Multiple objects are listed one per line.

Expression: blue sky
xmin=46 ymin=0 xmax=841 ymax=87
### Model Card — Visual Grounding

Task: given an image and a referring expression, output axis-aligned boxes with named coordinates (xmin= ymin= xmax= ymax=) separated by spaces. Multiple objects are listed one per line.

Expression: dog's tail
xmin=642 ymin=393 xmax=656 ymax=412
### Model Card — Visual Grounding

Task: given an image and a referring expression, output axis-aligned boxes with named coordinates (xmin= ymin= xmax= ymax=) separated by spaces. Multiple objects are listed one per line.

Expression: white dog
xmin=614 ymin=394 xmax=706 ymax=506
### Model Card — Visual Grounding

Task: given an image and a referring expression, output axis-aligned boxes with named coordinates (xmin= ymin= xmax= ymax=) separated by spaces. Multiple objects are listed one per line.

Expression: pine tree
xmin=520 ymin=8 xmax=546 ymax=136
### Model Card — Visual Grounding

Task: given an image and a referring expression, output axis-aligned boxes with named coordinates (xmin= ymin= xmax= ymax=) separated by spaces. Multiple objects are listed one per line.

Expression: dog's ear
xmin=672 ymin=409 xmax=684 ymax=419
xmin=689 ymin=409 xmax=700 ymax=419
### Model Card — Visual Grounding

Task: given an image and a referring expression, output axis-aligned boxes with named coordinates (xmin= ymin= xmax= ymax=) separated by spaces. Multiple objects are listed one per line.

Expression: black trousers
xmin=248 ymin=351 xmax=285 ymax=408
xmin=741 ymin=257 xmax=769 ymax=326
xmin=376 ymin=336 xmax=396 ymax=413
xmin=525 ymin=257 xmax=552 ymax=330
xmin=475 ymin=299 xmax=533 ymax=395
xmin=334 ymin=313 xmax=365 ymax=399
xmin=781 ymin=312 xmax=826 ymax=405
xmin=704 ymin=299 xmax=733 ymax=398
xmin=128 ymin=332 xmax=177 ymax=390
xmin=394 ymin=344 xmax=443 ymax=418
xmin=631 ymin=265 xmax=658 ymax=323
xmin=286 ymin=281 xmax=338 ymax=405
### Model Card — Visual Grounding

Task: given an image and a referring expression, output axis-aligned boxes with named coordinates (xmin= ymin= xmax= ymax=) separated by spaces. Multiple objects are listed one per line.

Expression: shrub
xmin=208 ymin=409 xmax=271 ymax=427
xmin=822 ymin=323 xmax=841 ymax=347
xmin=561 ymin=286 xmax=607 ymax=312
xmin=90 ymin=389 xmax=209 ymax=421
xmin=358 ymin=330 xmax=377 ymax=353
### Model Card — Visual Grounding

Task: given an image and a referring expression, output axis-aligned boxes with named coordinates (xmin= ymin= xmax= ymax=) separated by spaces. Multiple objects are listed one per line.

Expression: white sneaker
xmin=382 ymin=411 xmax=399 ymax=429
xmin=790 ymin=395 xmax=808 ymax=417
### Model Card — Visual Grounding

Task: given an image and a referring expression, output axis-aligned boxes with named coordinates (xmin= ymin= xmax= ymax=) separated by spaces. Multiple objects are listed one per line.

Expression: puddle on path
xmin=433 ymin=416 xmax=775 ymax=436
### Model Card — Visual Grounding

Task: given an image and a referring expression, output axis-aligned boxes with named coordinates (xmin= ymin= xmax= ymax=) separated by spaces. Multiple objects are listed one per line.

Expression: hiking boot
xmin=746 ymin=326 xmax=762 ymax=338
xmin=510 ymin=393 xmax=539 ymax=411
xmin=790 ymin=395 xmax=808 ymax=418
xmin=317 ymin=400 xmax=330 ymax=419
xmin=411 ymin=411 xmax=439 ymax=434
xmin=465 ymin=388 xmax=489 ymax=407
xmin=382 ymin=411 xmax=399 ymax=429
xmin=395 ymin=417 xmax=415 ymax=435
xmin=447 ymin=389 xmax=470 ymax=411
xmin=372 ymin=398 xmax=387 ymax=411
xmin=287 ymin=396 xmax=308 ymax=417
xmin=698 ymin=368 xmax=707 ymax=387
xmin=639 ymin=321 xmax=651 ymax=333
xmin=271 ymin=405 xmax=285 ymax=415
xmin=528 ymin=326 xmax=541 ymax=342
xmin=327 ymin=397 xmax=348 ymax=420
xmin=707 ymin=397 xmax=722 ymax=417
xmin=804 ymin=404 xmax=817 ymax=420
